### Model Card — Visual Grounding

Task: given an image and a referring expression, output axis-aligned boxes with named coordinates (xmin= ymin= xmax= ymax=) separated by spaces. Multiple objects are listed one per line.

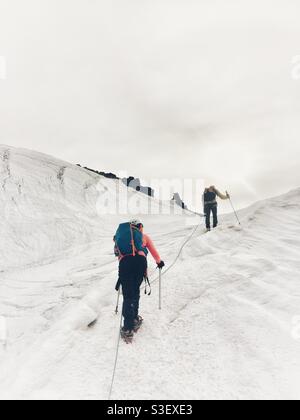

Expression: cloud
xmin=0 ymin=0 xmax=300 ymax=209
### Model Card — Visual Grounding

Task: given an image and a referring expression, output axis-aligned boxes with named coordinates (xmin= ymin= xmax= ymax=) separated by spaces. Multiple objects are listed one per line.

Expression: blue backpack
xmin=114 ymin=223 xmax=148 ymax=258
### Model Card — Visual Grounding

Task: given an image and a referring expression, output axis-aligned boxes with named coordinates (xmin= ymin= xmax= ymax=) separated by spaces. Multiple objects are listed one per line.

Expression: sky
xmin=0 ymin=0 xmax=300 ymax=210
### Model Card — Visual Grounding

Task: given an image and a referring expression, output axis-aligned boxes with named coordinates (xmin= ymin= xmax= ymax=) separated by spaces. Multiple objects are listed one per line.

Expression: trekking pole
xmin=159 ymin=268 xmax=162 ymax=310
xmin=115 ymin=288 xmax=121 ymax=314
xmin=226 ymin=191 xmax=241 ymax=226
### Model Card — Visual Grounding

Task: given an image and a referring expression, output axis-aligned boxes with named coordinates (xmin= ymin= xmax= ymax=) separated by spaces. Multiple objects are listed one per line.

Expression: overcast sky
xmin=0 ymin=0 xmax=300 ymax=209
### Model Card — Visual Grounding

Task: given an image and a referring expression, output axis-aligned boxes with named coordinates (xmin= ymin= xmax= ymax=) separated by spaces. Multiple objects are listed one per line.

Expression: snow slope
xmin=1 ymin=145 xmax=300 ymax=400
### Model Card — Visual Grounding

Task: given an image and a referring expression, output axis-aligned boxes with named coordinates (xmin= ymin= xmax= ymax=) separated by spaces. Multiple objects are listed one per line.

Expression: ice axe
xmin=159 ymin=268 xmax=162 ymax=310
xmin=115 ymin=288 xmax=121 ymax=315
xmin=226 ymin=191 xmax=241 ymax=226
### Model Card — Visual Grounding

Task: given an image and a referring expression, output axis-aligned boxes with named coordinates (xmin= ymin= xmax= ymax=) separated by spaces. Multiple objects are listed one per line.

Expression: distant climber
xmin=114 ymin=220 xmax=165 ymax=343
xmin=203 ymin=186 xmax=230 ymax=231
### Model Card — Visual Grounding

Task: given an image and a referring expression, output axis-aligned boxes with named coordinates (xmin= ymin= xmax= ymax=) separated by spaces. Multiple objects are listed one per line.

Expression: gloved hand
xmin=157 ymin=261 xmax=165 ymax=269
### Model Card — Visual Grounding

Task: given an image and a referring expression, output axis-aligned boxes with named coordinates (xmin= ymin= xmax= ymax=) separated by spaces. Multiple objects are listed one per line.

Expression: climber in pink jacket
xmin=114 ymin=219 xmax=165 ymax=342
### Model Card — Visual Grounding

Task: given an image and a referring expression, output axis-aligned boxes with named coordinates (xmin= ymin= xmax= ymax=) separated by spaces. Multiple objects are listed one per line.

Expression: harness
xmin=204 ymin=199 xmax=217 ymax=206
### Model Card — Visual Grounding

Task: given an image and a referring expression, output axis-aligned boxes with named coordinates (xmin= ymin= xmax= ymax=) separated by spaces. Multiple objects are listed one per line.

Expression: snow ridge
xmin=1 ymin=146 xmax=300 ymax=400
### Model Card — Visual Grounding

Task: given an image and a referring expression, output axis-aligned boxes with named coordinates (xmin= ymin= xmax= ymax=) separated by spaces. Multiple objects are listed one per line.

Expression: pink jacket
xmin=138 ymin=234 xmax=161 ymax=264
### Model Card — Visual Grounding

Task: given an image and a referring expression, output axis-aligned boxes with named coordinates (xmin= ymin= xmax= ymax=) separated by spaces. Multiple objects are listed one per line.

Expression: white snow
xmin=1 ymin=145 xmax=300 ymax=400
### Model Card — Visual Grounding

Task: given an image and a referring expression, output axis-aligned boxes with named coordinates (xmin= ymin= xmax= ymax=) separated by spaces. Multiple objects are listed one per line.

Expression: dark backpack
xmin=204 ymin=191 xmax=217 ymax=203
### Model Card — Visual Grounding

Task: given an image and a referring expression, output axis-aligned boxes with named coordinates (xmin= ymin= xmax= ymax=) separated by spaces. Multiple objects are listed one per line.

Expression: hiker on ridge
xmin=114 ymin=219 xmax=165 ymax=343
xmin=203 ymin=186 xmax=230 ymax=231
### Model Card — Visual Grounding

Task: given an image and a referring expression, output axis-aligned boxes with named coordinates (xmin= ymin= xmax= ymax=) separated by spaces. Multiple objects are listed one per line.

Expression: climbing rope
xmin=149 ymin=215 xmax=204 ymax=287
xmin=108 ymin=298 xmax=123 ymax=400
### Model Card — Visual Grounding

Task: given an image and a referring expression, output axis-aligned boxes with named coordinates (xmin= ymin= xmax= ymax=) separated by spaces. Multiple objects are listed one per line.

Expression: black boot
xmin=133 ymin=316 xmax=144 ymax=333
xmin=121 ymin=328 xmax=134 ymax=344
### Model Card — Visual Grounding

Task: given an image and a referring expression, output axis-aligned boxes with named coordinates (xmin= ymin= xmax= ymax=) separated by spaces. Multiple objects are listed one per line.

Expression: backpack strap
xmin=144 ymin=276 xmax=152 ymax=296
xmin=130 ymin=224 xmax=136 ymax=257
xmin=114 ymin=242 xmax=123 ymax=258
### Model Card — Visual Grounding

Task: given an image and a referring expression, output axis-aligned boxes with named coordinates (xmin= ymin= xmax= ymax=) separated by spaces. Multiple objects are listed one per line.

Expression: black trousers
xmin=204 ymin=203 xmax=218 ymax=229
xmin=119 ymin=255 xmax=147 ymax=331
